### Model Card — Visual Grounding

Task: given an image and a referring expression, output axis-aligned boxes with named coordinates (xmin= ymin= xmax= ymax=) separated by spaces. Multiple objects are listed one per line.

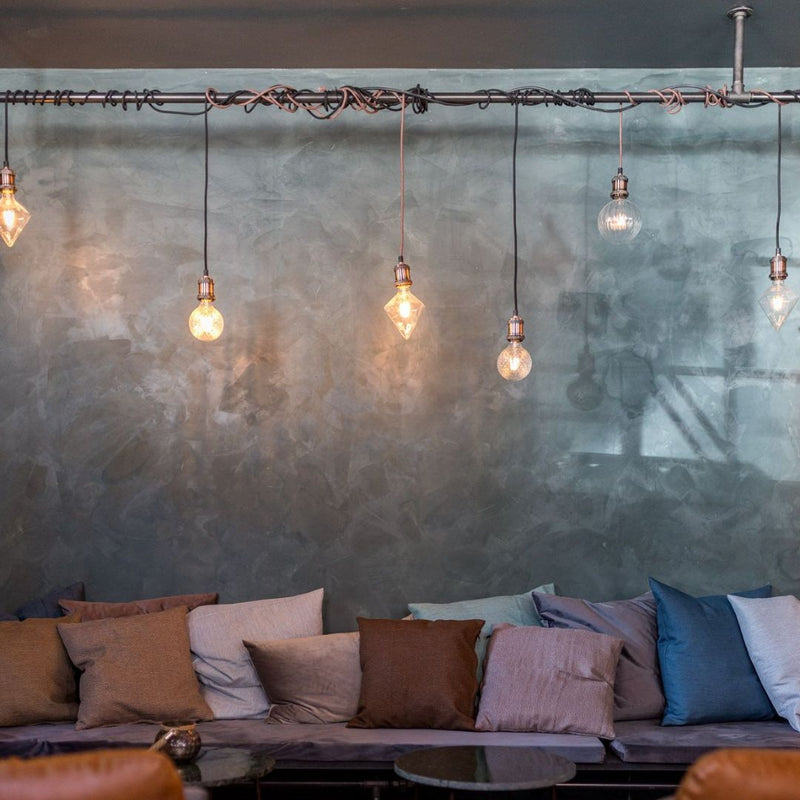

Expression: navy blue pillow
xmin=11 ymin=581 xmax=85 ymax=620
xmin=649 ymin=577 xmax=774 ymax=726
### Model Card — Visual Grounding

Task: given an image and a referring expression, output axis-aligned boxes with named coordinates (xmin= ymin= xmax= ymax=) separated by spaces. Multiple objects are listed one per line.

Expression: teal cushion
xmin=408 ymin=584 xmax=555 ymax=676
xmin=649 ymin=577 xmax=774 ymax=726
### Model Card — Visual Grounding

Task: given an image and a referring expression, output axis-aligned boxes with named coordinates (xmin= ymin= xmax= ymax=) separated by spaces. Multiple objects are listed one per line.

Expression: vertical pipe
xmin=727 ymin=6 xmax=753 ymax=96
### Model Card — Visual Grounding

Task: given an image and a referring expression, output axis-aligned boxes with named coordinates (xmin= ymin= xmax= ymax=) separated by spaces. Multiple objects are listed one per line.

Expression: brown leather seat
xmin=0 ymin=748 xmax=186 ymax=800
xmin=675 ymin=748 xmax=800 ymax=800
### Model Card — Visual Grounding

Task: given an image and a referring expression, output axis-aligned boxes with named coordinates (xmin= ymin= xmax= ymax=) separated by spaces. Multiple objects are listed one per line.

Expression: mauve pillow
xmin=475 ymin=625 xmax=624 ymax=738
xmin=245 ymin=632 xmax=361 ymax=724
xmin=532 ymin=591 xmax=663 ymax=721
xmin=58 ymin=606 xmax=213 ymax=729
xmin=0 ymin=614 xmax=81 ymax=726
xmin=348 ymin=617 xmax=482 ymax=730
xmin=59 ymin=592 xmax=218 ymax=620
xmin=649 ymin=577 xmax=774 ymax=726
xmin=188 ymin=588 xmax=324 ymax=720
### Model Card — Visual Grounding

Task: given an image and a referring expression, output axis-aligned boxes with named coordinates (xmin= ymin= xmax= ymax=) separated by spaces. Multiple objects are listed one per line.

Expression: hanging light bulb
xmin=497 ymin=102 xmax=532 ymax=382
xmin=189 ymin=104 xmax=224 ymax=342
xmin=760 ymin=107 xmax=797 ymax=332
xmin=598 ymin=108 xmax=641 ymax=244
xmin=384 ymin=95 xmax=424 ymax=339
xmin=0 ymin=103 xmax=31 ymax=248
xmin=384 ymin=258 xmax=424 ymax=340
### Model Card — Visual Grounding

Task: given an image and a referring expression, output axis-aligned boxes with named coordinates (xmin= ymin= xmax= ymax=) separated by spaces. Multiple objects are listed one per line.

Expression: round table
xmin=394 ymin=745 xmax=576 ymax=797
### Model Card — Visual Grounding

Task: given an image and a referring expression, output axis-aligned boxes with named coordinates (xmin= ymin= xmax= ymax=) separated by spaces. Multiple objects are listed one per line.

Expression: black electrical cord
xmin=776 ymin=104 xmax=782 ymax=252
xmin=512 ymin=101 xmax=520 ymax=316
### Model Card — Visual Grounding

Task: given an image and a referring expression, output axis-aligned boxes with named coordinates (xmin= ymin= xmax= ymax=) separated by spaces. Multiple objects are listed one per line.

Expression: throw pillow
xmin=532 ymin=591 xmax=663 ymax=720
xmin=244 ymin=632 xmax=361 ymax=724
xmin=0 ymin=615 xmax=81 ymax=726
xmin=649 ymin=577 xmax=774 ymax=726
xmin=475 ymin=625 xmax=623 ymax=738
xmin=4 ymin=581 xmax=85 ymax=620
xmin=59 ymin=592 xmax=218 ymax=620
xmin=348 ymin=617 xmax=482 ymax=730
xmin=188 ymin=588 xmax=324 ymax=719
xmin=408 ymin=583 xmax=555 ymax=676
xmin=57 ymin=606 xmax=212 ymax=729
xmin=728 ymin=594 xmax=800 ymax=732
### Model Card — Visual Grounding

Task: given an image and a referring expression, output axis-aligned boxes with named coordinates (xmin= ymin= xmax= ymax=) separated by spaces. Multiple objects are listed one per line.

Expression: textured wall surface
xmin=1 ymin=68 xmax=799 ymax=630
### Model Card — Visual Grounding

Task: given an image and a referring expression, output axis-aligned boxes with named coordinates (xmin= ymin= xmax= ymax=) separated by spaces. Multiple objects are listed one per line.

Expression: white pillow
xmin=188 ymin=588 xmax=323 ymax=719
xmin=728 ymin=594 xmax=799 ymax=730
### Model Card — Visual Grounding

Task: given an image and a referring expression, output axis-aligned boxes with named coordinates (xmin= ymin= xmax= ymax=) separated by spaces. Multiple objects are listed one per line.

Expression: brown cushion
xmin=245 ymin=632 xmax=361 ymax=724
xmin=59 ymin=592 xmax=218 ymax=620
xmin=348 ymin=617 xmax=482 ymax=731
xmin=675 ymin=748 xmax=800 ymax=800
xmin=0 ymin=749 xmax=184 ymax=800
xmin=475 ymin=624 xmax=624 ymax=738
xmin=57 ymin=606 xmax=213 ymax=729
xmin=0 ymin=615 xmax=81 ymax=726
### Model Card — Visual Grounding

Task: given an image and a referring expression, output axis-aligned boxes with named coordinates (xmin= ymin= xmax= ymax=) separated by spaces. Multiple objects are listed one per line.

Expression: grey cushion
xmin=609 ymin=718 xmax=800 ymax=764
xmin=533 ymin=591 xmax=664 ymax=721
xmin=0 ymin=720 xmax=608 ymax=764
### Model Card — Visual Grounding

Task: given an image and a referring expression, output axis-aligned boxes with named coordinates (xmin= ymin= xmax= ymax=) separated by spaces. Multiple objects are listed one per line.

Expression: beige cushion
xmin=475 ymin=625 xmax=624 ymax=738
xmin=57 ymin=606 xmax=213 ymax=729
xmin=59 ymin=592 xmax=218 ymax=620
xmin=245 ymin=632 xmax=361 ymax=723
xmin=0 ymin=615 xmax=81 ymax=726
xmin=188 ymin=588 xmax=324 ymax=719
xmin=348 ymin=617 xmax=482 ymax=731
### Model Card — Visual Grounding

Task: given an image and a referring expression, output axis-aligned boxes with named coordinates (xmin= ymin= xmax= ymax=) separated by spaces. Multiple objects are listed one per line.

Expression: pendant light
xmin=597 ymin=107 xmax=641 ymax=244
xmin=188 ymin=105 xmax=224 ymax=342
xmin=384 ymin=96 xmax=424 ymax=340
xmin=0 ymin=101 xmax=31 ymax=248
xmin=497 ymin=102 xmax=532 ymax=382
xmin=759 ymin=105 xmax=798 ymax=331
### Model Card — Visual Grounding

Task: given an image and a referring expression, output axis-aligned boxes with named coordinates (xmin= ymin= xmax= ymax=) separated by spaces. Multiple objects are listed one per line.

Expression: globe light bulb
xmin=759 ymin=251 xmax=798 ymax=331
xmin=189 ymin=274 xmax=224 ymax=342
xmin=598 ymin=170 xmax=642 ymax=244
xmin=384 ymin=259 xmax=424 ymax=340
xmin=0 ymin=165 xmax=30 ymax=248
xmin=497 ymin=315 xmax=532 ymax=381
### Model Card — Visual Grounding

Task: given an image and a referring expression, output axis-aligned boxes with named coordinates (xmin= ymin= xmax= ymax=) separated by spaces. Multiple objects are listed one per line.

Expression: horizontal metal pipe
xmin=0 ymin=88 xmax=798 ymax=108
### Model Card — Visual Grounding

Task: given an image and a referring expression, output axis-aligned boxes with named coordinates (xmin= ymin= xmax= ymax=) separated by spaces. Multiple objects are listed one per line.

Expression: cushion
xmin=532 ymin=591 xmax=663 ymax=721
xmin=188 ymin=588 xmax=324 ymax=719
xmin=475 ymin=625 xmax=623 ymax=738
xmin=348 ymin=617 xmax=482 ymax=730
xmin=244 ymin=632 xmax=361 ymax=724
xmin=57 ymin=606 xmax=213 ymax=729
xmin=59 ymin=592 xmax=217 ymax=620
xmin=728 ymin=594 xmax=800 ymax=732
xmin=408 ymin=583 xmax=555 ymax=676
xmin=0 ymin=615 xmax=81 ymax=726
xmin=4 ymin=582 xmax=85 ymax=621
xmin=649 ymin=577 xmax=774 ymax=726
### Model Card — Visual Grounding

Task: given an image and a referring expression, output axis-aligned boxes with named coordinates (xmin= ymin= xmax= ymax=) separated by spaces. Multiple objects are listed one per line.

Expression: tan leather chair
xmin=674 ymin=748 xmax=800 ymax=800
xmin=0 ymin=748 xmax=189 ymax=800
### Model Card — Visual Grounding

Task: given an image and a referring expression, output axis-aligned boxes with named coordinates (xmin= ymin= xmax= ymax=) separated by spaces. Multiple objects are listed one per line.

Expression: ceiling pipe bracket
xmin=728 ymin=5 xmax=753 ymax=98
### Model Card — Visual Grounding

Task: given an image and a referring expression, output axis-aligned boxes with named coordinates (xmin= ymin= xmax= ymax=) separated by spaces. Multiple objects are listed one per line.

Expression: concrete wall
xmin=1 ymin=68 xmax=799 ymax=630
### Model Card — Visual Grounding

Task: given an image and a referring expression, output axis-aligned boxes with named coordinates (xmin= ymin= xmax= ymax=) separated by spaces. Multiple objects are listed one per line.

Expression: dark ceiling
xmin=2 ymin=0 xmax=798 ymax=71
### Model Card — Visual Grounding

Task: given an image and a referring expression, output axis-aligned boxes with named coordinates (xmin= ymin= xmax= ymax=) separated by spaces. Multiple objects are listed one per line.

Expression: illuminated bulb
xmin=384 ymin=259 xmax=424 ymax=340
xmin=189 ymin=274 xmax=224 ymax=341
xmin=497 ymin=315 xmax=532 ymax=381
xmin=759 ymin=251 xmax=798 ymax=331
xmin=598 ymin=170 xmax=642 ymax=244
xmin=0 ymin=165 xmax=31 ymax=248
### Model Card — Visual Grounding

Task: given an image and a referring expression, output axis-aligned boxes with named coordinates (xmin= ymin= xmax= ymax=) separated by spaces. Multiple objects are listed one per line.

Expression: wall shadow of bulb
xmin=566 ymin=347 xmax=604 ymax=411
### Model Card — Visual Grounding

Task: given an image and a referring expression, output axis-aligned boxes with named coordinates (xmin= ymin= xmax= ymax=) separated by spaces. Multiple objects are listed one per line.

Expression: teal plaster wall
xmin=1 ymin=68 xmax=800 ymax=629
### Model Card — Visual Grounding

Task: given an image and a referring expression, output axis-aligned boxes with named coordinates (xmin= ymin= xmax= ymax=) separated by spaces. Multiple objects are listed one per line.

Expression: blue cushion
xmin=12 ymin=582 xmax=85 ymax=620
xmin=649 ymin=577 xmax=774 ymax=726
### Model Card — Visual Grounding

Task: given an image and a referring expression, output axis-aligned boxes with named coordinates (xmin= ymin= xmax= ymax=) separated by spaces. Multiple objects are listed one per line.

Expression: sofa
xmin=2 ymin=579 xmax=800 ymax=798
